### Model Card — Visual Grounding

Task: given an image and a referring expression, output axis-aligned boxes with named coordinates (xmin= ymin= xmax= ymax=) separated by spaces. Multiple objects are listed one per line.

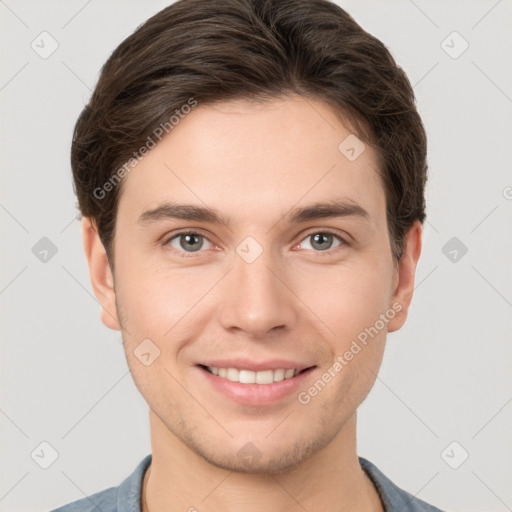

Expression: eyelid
xmin=161 ymin=228 xmax=350 ymax=257
xmin=161 ymin=229 xmax=217 ymax=256
xmin=295 ymin=229 xmax=349 ymax=251
xmin=160 ymin=225 xmax=218 ymax=243
xmin=299 ymin=228 xmax=349 ymax=241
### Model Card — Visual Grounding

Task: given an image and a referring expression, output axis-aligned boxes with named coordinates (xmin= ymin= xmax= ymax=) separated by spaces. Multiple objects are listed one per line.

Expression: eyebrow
xmin=136 ymin=199 xmax=369 ymax=227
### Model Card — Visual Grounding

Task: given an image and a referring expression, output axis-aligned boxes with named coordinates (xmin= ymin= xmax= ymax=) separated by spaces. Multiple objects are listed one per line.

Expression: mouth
xmin=198 ymin=364 xmax=311 ymax=384
xmin=196 ymin=362 xmax=317 ymax=406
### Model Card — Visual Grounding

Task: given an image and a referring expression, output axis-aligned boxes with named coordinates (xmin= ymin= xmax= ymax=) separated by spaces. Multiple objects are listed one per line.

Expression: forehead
xmin=117 ymin=95 xmax=385 ymax=229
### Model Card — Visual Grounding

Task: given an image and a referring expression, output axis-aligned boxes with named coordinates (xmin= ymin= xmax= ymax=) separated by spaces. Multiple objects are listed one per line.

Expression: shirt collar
xmin=117 ymin=454 xmax=152 ymax=512
xmin=117 ymin=453 xmax=433 ymax=512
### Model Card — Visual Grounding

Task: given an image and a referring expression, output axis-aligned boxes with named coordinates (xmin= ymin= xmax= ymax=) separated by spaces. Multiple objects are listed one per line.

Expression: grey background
xmin=1 ymin=1 xmax=511 ymax=511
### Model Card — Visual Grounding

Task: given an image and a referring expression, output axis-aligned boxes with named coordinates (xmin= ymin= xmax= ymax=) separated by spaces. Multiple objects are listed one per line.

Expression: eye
xmin=165 ymin=232 xmax=214 ymax=254
xmin=163 ymin=230 xmax=346 ymax=256
xmin=298 ymin=231 xmax=345 ymax=252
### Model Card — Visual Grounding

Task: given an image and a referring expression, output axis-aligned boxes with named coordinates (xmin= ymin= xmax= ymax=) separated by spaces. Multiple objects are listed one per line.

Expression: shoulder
xmin=359 ymin=457 xmax=447 ymax=512
xmin=49 ymin=486 xmax=117 ymax=512
xmin=49 ymin=454 xmax=152 ymax=512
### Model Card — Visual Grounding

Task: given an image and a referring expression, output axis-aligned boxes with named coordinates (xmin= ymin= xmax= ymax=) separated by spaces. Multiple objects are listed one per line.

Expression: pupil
xmin=312 ymin=233 xmax=332 ymax=251
xmin=178 ymin=234 xmax=333 ymax=252
xmin=181 ymin=234 xmax=202 ymax=252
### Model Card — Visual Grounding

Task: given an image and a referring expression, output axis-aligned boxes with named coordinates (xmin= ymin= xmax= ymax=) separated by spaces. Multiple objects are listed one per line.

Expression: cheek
xmin=293 ymin=259 xmax=394 ymax=347
xmin=114 ymin=257 xmax=213 ymax=340
xmin=115 ymin=235 xmax=394 ymax=352
xmin=113 ymin=264 xmax=194 ymax=409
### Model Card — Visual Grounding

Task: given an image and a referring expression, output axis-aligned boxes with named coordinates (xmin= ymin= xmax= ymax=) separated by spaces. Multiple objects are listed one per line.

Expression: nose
xmin=217 ymin=248 xmax=298 ymax=339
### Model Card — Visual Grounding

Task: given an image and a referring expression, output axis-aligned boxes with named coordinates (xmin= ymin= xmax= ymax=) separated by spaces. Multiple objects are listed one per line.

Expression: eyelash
xmin=161 ymin=229 xmax=349 ymax=258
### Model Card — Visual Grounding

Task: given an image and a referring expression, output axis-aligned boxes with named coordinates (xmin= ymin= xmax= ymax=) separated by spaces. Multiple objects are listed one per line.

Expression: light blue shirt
xmin=50 ymin=454 xmax=446 ymax=511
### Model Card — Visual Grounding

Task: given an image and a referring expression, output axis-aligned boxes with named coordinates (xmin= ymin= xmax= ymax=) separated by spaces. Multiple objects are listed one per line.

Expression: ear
xmin=387 ymin=220 xmax=422 ymax=333
xmin=82 ymin=217 xmax=121 ymax=331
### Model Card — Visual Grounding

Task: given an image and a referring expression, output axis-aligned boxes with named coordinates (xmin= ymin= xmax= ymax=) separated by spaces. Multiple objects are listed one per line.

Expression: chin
xmin=180 ymin=425 xmax=333 ymax=475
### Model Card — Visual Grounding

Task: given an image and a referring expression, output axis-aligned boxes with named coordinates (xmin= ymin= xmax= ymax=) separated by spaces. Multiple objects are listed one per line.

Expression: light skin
xmin=83 ymin=95 xmax=422 ymax=512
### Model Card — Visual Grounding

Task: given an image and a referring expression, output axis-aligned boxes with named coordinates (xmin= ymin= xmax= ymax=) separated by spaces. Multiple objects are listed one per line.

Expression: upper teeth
xmin=207 ymin=367 xmax=299 ymax=384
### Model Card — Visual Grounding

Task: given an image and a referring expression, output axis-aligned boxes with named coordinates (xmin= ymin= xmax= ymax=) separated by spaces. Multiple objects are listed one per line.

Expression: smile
xmin=202 ymin=365 xmax=303 ymax=384
xmin=197 ymin=360 xmax=316 ymax=406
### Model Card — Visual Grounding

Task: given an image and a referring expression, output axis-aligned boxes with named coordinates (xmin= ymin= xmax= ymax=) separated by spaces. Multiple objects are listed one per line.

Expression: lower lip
xmin=198 ymin=366 xmax=316 ymax=406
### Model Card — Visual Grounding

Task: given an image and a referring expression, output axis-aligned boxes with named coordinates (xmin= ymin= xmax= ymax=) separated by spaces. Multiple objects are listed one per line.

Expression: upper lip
xmin=198 ymin=358 xmax=315 ymax=372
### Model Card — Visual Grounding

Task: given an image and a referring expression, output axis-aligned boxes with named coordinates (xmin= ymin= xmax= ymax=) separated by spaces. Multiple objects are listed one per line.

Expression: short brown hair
xmin=71 ymin=0 xmax=427 ymax=268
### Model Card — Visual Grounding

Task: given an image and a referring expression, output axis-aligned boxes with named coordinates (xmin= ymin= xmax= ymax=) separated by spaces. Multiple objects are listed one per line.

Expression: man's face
xmin=89 ymin=96 xmax=415 ymax=473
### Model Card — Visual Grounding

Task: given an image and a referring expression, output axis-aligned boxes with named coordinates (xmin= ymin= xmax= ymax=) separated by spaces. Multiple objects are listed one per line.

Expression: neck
xmin=142 ymin=411 xmax=383 ymax=512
